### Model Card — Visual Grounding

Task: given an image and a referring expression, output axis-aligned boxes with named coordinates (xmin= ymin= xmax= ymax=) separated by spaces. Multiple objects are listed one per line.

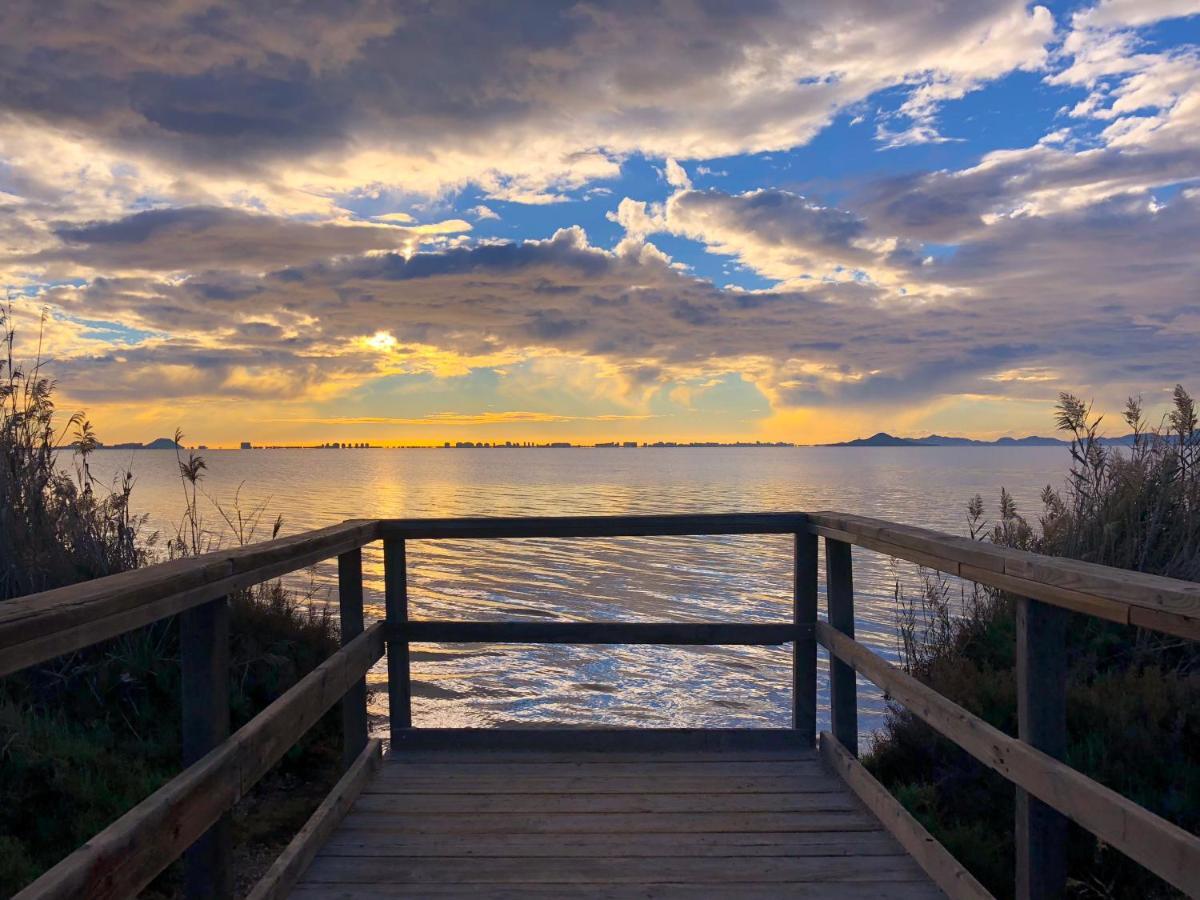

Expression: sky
xmin=2 ymin=0 xmax=1199 ymax=446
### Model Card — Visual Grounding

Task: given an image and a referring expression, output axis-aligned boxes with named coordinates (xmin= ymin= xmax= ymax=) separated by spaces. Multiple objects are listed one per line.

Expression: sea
xmin=89 ymin=445 xmax=1068 ymax=746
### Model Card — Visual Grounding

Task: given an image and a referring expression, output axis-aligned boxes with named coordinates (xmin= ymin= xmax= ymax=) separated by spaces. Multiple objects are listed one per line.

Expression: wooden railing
xmin=2 ymin=512 xmax=1198 ymax=899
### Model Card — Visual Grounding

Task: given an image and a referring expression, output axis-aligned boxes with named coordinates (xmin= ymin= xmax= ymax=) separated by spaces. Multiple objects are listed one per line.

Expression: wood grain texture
xmin=389 ymin=727 xmax=813 ymax=753
xmin=180 ymin=596 xmax=232 ymax=900
xmin=383 ymin=537 xmax=411 ymax=737
xmin=338 ymin=549 xmax=368 ymax=771
xmin=0 ymin=519 xmax=379 ymax=676
xmin=807 ymin=511 xmax=1200 ymax=636
xmin=826 ymin=537 xmax=858 ymax=755
xmin=12 ymin=623 xmax=385 ymax=900
xmin=402 ymin=620 xmax=803 ymax=645
xmin=1015 ymin=596 xmax=1068 ymax=900
xmin=794 ymin=530 xmax=819 ymax=740
xmin=297 ymin=741 xmax=943 ymax=896
xmin=817 ymin=621 xmax=1200 ymax=896
xmin=289 ymin=885 xmax=943 ymax=899
xmin=820 ymin=731 xmax=994 ymax=900
xmin=380 ymin=512 xmax=807 ymax=539
xmin=247 ymin=739 xmax=382 ymax=900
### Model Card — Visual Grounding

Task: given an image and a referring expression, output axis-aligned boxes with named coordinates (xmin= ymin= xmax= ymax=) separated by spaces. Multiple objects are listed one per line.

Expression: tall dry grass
xmin=0 ymin=308 xmax=344 ymax=896
xmin=870 ymin=388 xmax=1200 ymax=899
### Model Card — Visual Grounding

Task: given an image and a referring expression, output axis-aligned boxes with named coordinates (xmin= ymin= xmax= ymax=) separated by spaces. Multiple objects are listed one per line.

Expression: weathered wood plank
xmin=402 ymin=620 xmax=803 ymax=645
xmin=317 ymin=831 xmax=902 ymax=858
xmin=820 ymin=731 xmax=994 ymax=900
xmin=246 ymin=739 xmax=382 ymax=900
xmin=389 ymin=727 xmax=812 ymax=753
xmin=794 ymin=530 xmax=818 ymax=740
xmin=289 ymin=882 xmax=946 ymax=899
xmin=1015 ymin=596 xmax=1068 ymax=900
xmin=383 ymin=538 xmax=411 ymax=736
xmin=0 ymin=519 xmax=379 ymax=676
xmin=817 ymin=621 xmax=1200 ymax=896
xmin=807 ymin=511 xmax=1200 ymax=635
xmin=338 ymin=549 xmax=368 ymax=772
xmin=380 ymin=512 xmax=807 ymax=540
xmin=385 ymin=750 xmax=819 ymax=764
xmin=12 ymin=623 xmax=385 ymax=900
xmin=364 ymin=775 xmax=843 ymax=794
xmin=336 ymin=810 xmax=882 ymax=834
xmin=301 ymin=854 xmax=930 ymax=885
xmin=180 ymin=596 xmax=232 ymax=900
xmin=349 ymin=792 xmax=861 ymax=814
xmin=826 ymin=538 xmax=858 ymax=756
xmin=379 ymin=761 xmax=827 ymax=778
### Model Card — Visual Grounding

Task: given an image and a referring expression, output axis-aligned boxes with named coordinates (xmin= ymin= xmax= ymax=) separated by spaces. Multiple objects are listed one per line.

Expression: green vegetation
xmin=0 ymin=309 xmax=349 ymax=896
xmin=868 ymin=388 xmax=1200 ymax=898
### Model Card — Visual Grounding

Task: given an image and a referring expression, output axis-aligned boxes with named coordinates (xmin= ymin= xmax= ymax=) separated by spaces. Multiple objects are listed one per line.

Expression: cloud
xmin=30 ymin=181 xmax=1200 ymax=419
xmin=0 ymin=1 xmax=1055 ymax=205
xmin=269 ymin=411 xmax=655 ymax=426
xmin=7 ymin=206 xmax=470 ymax=274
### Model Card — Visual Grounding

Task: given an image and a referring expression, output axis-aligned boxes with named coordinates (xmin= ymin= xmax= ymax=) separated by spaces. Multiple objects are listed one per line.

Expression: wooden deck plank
xmin=364 ymin=775 xmax=845 ymax=794
xmin=374 ymin=760 xmax=828 ymax=777
xmin=291 ymin=732 xmax=947 ymax=898
xmin=292 ymin=883 xmax=944 ymax=898
xmin=336 ymin=809 xmax=883 ymax=834
xmin=350 ymin=791 xmax=862 ymax=813
xmin=302 ymin=855 xmax=933 ymax=885
xmin=318 ymin=831 xmax=903 ymax=858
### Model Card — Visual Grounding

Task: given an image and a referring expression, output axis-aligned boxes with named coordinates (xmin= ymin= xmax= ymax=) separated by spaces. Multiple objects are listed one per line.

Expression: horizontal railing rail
xmin=379 ymin=512 xmax=807 ymax=539
xmin=5 ymin=510 xmax=1200 ymax=899
xmin=0 ymin=519 xmax=380 ymax=677
xmin=14 ymin=623 xmax=386 ymax=900
xmin=808 ymin=512 xmax=1200 ymax=640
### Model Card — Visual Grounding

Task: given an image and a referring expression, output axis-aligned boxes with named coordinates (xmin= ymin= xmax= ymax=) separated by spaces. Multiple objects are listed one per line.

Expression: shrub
xmin=0 ymin=308 xmax=347 ymax=896
xmin=868 ymin=388 xmax=1200 ymax=899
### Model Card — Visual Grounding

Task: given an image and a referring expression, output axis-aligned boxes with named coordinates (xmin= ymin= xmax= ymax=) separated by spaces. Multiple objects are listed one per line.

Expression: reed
xmin=0 ymin=309 xmax=346 ymax=897
xmin=870 ymin=388 xmax=1200 ymax=899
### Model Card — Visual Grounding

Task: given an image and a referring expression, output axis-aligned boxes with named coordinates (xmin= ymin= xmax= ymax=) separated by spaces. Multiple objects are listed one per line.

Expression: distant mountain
xmin=823 ymin=432 xmax=1142 ymax=448
xmin=96 ymin=437 xmax=181 ymax=450
xmin=826 ymin=432 xmax=933 ymax=447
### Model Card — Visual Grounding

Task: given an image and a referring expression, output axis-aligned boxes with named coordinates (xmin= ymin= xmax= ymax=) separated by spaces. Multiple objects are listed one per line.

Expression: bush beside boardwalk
xmin=0 ymin=313 xmax=346 ymax=896
xmin=868 ymin=389 xmax=1200 ymax=899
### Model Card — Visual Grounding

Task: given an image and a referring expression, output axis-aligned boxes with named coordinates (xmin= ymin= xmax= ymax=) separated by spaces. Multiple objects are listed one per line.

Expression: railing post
xmin=180 ymin=595 xmax=232 ymax=900
xmin=825 ymin=538 xmax=857 ymax=755
xmin=338 ymin=548 xmax=368 ymax=770
xmin=383 ymin=537 xmax=411 ymax=740
xmin=793 ymin=531 xmax=818 ymax=744
xmin=1015 ymin=596 xmax=1068 ymax=899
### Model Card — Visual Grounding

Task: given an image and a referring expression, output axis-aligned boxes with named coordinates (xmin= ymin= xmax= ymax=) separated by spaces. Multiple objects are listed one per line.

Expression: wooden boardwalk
xmin=9 ymin=513 xmax=1200 ymax=899
xmin=289 ymin=730 xmax=945 ymax=898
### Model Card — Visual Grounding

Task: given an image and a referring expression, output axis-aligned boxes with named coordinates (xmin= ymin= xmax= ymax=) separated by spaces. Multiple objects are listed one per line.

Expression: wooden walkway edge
xmin=271 ymin=729 xmax=957 ymax=898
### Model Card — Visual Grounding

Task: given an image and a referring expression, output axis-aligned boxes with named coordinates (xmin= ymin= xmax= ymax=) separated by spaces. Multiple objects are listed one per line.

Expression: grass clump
xmin=0 ymin=308 xmax=348 ymax=896
xmin=868 ymin=388 xmax=1200 ymax=899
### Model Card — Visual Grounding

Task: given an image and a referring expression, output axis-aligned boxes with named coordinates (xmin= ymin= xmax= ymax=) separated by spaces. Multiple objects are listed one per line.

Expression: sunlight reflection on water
xmin=92 ymin=446 xmax=1065 ymax=746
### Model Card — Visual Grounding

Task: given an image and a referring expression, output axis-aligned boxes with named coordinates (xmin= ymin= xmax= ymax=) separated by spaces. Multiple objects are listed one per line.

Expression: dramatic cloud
xmin=0 ymin=1 xmax=1053 ymax=206
xmin=11 ymin=207 xmax=468 ymax=274
xmin=2 ymin=1 xmax=1199 ymax=444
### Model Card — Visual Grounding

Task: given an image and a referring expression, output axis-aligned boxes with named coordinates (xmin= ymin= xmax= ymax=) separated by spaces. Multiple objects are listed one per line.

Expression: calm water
xmin=91 ymin=446 xmax=1066 ymax=744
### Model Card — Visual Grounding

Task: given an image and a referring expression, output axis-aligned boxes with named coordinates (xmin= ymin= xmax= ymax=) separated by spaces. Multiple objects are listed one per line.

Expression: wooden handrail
xmin=0 ymin=519 xmax=380 ymax=676
xmin=807 ymin=512 xmax=1200 ymax=639
xmin=380 ymin=512 xmax=807 ymax=539
xmin=401 ymin=620 xmax=806 ymax=644
xmin=7 ymin=511 xmax=1200 ymax=899
xmin=14 ymin=622 xmax=386 ymax=900
xmin=816 ymin=621 xmax=1200 ymax=896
